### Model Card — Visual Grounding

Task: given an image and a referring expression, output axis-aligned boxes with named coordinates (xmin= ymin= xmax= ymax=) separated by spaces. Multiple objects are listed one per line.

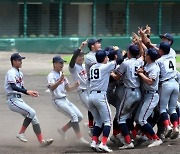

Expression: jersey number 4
xmin=169 ymin=60 xmax=174 ymax=70
xmin=90 ymin=69 xmax=100 ymax=80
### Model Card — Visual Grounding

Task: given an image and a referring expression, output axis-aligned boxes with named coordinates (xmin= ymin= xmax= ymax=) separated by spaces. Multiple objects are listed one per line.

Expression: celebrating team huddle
xmin=3 ymin=25 xmax=180 ymax=153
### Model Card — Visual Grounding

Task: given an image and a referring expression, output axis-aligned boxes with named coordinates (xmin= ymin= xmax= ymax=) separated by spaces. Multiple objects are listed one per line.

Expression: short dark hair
xmin=159 ymin=42 xmax=170 ymax=54
xmin=95 ymin=50 xmax=107 ymax=63
xmin=128 ymin=44 xmax=140 ymax=58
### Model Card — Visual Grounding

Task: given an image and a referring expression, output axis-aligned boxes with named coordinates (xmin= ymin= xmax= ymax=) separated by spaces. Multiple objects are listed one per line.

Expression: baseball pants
xmin=53 ymin=97 xmax=83 ymax=123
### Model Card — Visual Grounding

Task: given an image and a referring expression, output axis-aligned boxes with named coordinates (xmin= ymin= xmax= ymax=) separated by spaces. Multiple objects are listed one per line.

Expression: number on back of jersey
xmin=90 ymin=68 xmax=100 ymax=80
xmin=164 ymin=59 xmax=176 ymax=72
xmin=169 ymin=60 xmax=174 ymax=70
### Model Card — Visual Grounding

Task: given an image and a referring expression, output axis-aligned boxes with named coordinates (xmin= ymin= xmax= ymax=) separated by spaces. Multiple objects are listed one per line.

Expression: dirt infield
xmin=0 ymin=52 xmax=180 ymax=154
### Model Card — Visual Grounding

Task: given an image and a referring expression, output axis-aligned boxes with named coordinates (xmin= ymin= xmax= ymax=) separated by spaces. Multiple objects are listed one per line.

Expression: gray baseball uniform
xmin=157 ymin=53 xmax=179 ymax=115
xmin=137 ymin=62 xmax=160 ymax=126
xmin=4 ymin=67 xmax=39 ymax=125
xmin=116 ymin=58 xmax=142 ymax=124
xmin=69 ymin=63 xmax=89 ymax=109
xmin=47 ymin=70 xmax=83 ymax=122
xmin=85 ymin=51 xmax=97 ymax=89
xmin=88 ymin=61 xmax=116 ymax=127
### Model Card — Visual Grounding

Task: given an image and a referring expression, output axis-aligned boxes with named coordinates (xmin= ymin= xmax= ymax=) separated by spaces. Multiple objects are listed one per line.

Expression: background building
xmin=0 ymin=0 xmax=180 ymax=53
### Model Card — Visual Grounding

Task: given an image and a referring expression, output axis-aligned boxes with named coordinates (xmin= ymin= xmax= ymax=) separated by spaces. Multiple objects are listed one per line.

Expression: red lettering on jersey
xmin=16 ymin=77 xmax=22 ymax=83
xmin=79 ymin=70 xmax=86 ymax=76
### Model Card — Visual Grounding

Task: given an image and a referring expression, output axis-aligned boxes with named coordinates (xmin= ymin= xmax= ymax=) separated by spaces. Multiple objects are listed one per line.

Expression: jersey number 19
xmin=90 ymin=69 xmax=100 ymax=80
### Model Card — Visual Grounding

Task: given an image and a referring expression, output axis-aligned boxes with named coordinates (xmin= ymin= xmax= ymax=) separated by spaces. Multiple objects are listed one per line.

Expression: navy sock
xmin=170 ymin=113 xmax=178 ymax=123
xmin=141 ymin=123 xmax=155 ymax=136
xmin=119 ymin=123 xmax=129 ymax=136
xmin=103 ymin=126 xmax=111 ymax=137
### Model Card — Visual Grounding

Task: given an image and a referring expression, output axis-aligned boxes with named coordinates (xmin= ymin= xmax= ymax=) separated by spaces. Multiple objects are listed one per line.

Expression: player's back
xmin=156 ymin=54 xmax=176 ymax=82
xmin=90 ymin=61 xmax=116 ymax=92
xmin=117 ymin=58 xmax=141 ymax=88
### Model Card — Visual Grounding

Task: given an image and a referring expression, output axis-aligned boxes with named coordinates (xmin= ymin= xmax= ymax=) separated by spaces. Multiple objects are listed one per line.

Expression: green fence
xmin=0 ymin=36 xmax=180 ymax=53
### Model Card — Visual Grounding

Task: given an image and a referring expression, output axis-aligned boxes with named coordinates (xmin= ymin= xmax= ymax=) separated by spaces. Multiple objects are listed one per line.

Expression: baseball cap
xmin=146 ymin=48 xmax=159 ymax=61
xmin=95 ymin=50 xmax=108 ymax=63
xmin=10 ymin=53 xmax=25 ymax=61
xmin=128 ymin=44 xmax=140 ymax=57
xmin=159 ymin=42 xmax=170 ymax=54
xmin=88 ymin=38 xmax=102 ymax=49
xmin=52 ymin=56 xmax=67 ymax=63
xmin=159 ymin=33 xmax=174 ymax=45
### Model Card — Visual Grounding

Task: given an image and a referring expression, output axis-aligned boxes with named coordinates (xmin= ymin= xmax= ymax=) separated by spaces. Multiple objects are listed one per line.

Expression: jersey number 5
xmin=90 ymin=69 xmax=100 ymax=80
xmin=169 ymin=60 xmax=174 ymax=70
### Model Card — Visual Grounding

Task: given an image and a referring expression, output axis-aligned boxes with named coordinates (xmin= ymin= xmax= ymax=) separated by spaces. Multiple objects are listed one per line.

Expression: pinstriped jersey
xmin=4 ymin=67 xmax=24 ymax=95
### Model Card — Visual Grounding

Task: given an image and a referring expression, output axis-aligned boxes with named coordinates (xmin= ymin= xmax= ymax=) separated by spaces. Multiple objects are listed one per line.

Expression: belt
xmin=8 ymin=94 xmax=21 ymax=98
xmin=90 ymin=90 xmax=101 ymax=94
xmin=131 ymin=88 xmax=135 ymax=91
xmin=145 ymin=90 xmax=158 ymax=94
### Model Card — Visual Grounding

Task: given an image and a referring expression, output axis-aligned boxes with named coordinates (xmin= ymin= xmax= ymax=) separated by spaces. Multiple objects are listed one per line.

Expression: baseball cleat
xmin=148 ymin=139 xmax=163 ymax=147
xmin=98 ymin=142 xmax=113 ymax=153
xmin=90 ymin=140 xmax=101 ymax=152
xmin=57 ymin=128 xmax=67 ymax=141
xmin=16 ymin=133 xmax=28 ymax=143
xmin=40 ymin=139 xmax=53 ymax=147
xmin=165 ymin=125 xmax=172 ymax=138
xmin=119 ymin=142 xmax=134 ymax=150
xmin=79 ymin=137 xmax=89 ymax=144
xmin=170 ymin=127 xmax=179 ymax=139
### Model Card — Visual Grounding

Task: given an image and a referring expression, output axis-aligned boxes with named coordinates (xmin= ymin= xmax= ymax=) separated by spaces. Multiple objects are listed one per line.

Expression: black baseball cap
xmin=53 ymin=56 xmax=67 ymax=63
xmin=10 ymin=53 xmax=25 ymax=61
xmin=88 ymin=38 xmax=102 ymax=49
xmin=159 ymin=33 xmax=174 ymax=45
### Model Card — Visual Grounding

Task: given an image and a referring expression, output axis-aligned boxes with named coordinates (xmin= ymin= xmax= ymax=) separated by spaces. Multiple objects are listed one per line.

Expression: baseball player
xmin=136 ymin=48 xmax=162 ymax=147
xmin=89 ymin=50 xmax=116 ymax=153
xmin=157 ymin=42 xmax=179 ymax=139
xmin=115 ymin=44 xmax=142 ymax=149
xmin=47 ymin=55 xmax=89 ymax=144
xmin=69 ymin=40 xmax=92 ymax=131
xmin=85 ymin=38 xmax=102 ymax=135
xmin=4 ymin=53 xmax=53 ymax=147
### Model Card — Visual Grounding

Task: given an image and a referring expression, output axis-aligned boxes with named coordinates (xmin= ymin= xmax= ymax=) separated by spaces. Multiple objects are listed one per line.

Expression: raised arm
xmin=69 ymin=39 xmax=88 ymax=68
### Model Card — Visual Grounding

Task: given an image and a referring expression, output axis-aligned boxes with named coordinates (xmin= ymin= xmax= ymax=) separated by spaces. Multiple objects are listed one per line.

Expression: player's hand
xmin=74 ymin=80 xmax=80 ymax=88
xmin=58 ymin=72 xmax=65 ymax=84
xmin=27 ymin=90 xmax=39 ymax=97
xmin=137 ymin=67 xmax=144 ymax=75
xmin=79 ymin=39 xmax=88 ymax=50
xmin=113 ymin=46 xmax=119 ymax=51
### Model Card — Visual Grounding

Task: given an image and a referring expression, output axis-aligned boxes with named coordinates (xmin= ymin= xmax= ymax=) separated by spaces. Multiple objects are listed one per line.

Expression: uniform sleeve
xmin=104 ymin=61 xmax=116 ymax=72
xmin=148 ymin=68 xmax=159 ymax=80
xmin=7 ymin=71 xmax=16 ymax=83
xmin=116 ymin=61 xmax=127 ymax=75
xmin=47 ymin=73 xmax=55 ymax=87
